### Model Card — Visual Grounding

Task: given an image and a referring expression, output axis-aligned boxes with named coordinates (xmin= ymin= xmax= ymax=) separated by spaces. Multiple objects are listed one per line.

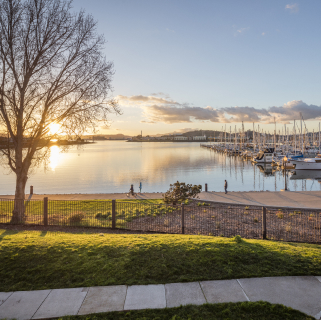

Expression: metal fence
xmin=0 ymin=197 xmax=320 ymax=243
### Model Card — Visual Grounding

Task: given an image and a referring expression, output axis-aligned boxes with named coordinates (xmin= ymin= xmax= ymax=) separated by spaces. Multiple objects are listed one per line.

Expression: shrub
xmin=276 ymin=212 xmax=284 ymax=219
xmin=163 ymin=181 xmax=202 ymax=205
xmin=233 ymin=235 xmax=243 ymax=243
xmin=68 ymin=213 xmax=85 ymax=224
xmin=254 ymin=217 xmax=258 ymax=223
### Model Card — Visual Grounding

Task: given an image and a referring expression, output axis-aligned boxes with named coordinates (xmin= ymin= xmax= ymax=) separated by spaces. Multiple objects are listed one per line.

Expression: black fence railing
xmin=0 ymin=198 xmax=320 ymax=244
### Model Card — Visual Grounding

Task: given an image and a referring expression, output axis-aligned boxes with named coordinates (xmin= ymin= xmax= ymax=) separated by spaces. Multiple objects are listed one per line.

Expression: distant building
xmin=174 ymin=135 xmax=188 ymax=141
xmin=193 ymin=135 xmax=207 ymax=141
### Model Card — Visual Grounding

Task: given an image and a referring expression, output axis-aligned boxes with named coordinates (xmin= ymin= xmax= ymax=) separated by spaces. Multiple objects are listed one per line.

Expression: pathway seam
xmin=76 ymin=288 xmax=89 ymax=316
xmin=31 ymin=289 xmax=52 ymax=319
xmin=123 ymin=285 xmax=128 ymax=310
xmin=198 ymin=281 xmax=208 ymax=303
xmin=0 ymin=292 xmax=13 ymax=307
xmin=236 ymin=279 xmax=250 ymax=302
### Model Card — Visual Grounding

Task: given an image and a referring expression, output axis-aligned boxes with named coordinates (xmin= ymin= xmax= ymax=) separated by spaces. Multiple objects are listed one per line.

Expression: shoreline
xmin=2 ymin=190 xmax=321 ymax=209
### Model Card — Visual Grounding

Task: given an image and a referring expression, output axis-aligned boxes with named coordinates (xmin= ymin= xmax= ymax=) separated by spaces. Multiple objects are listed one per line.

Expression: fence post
xmin=112 ymin=199 xmax=116 ymax=229
xmin=262 ymin=206 xmax=266 ymax=239
xmin=30 ymin=186 xmax=33 ymax=195
xmin=43 ymin=197 xmax=48 ymax=226
xmin=205 ymin=183 xmax=208 ymax=192
xmin=181 ymin=203 xmax=185 ymax=234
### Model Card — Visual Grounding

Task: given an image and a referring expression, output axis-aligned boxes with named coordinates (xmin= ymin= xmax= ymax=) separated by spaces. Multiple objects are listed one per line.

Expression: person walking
xmin=224 ymin=180 xmax=228 ymax=194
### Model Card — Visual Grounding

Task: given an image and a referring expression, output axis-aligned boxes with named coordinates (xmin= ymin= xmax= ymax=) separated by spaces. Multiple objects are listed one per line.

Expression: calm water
xmin=0 ymin=141 xmax=320 ymax=195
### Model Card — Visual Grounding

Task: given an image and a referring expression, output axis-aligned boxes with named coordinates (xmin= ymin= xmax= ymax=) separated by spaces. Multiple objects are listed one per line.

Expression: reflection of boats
xmin=290 ymin=170 xmax=321 ymax=180
xmin=256 ymin=164 xmax=274 ymax=176
xmin=292 ymin=154 xmax=321 ymax=170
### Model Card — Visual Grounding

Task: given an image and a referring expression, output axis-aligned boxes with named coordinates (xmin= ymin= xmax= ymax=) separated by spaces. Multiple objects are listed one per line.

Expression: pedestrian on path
xmin=224 ymin=180 xmax=228 ymax=194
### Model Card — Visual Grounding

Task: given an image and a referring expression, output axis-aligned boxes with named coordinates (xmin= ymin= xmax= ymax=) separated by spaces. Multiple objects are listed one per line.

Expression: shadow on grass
xmin=0 ymin=233 xmax=320 ymax=291
xmin=0 ymin=229 xmax=20 ymax=240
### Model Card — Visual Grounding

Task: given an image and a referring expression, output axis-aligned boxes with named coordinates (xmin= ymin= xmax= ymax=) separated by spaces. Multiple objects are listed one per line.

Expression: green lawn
xmin=1 ymin=229 xmax=321 ymax=292
xmin=57 ymin=302 xmax=313 ymax=320
xmin=0 ymin=199 xmax=175 ymax=227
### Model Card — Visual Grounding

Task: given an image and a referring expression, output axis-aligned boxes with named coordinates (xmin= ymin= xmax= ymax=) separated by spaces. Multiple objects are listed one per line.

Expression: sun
xmin=48 ymin=123 xmax=61 ymax=135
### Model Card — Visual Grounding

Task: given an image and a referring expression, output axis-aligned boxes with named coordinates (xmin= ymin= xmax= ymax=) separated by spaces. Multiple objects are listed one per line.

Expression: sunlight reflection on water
xmin=0 ymin=141 xmax=321 ymax=194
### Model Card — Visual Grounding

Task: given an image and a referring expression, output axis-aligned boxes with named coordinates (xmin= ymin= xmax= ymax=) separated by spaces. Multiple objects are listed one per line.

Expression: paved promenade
xmin=2 ymin=190 xmax=321 ymax=208
xmin=0 ymin=276 xmax=321 ymax=319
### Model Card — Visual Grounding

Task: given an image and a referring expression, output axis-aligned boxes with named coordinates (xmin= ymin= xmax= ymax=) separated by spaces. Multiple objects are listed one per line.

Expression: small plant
xmin=197 ymin=202 xmax=202 ymax=206
xmin=203 ymin=209 xmax=207 ymax=213
xmin=233 ymin=235 xmax=243 ymax=243
xmin=244 ymin=211 xmax=249 ymax=215
xmin=285 ymin=224 xmax=292 ymax=232
xmin=308 ymin=216 xmax=313 ymax=221
xmin=289 ymin=213 xmax=295 ymax=217
xmin=310 ymin=214 xmax=315 ymax=217
xmin=184 ymin=199 xmax=189 ymax=205
xmin=245 ymin=206 xmax=249 ymax=210
xmin=253 ymin=217 xmax=258 ymax=223
xmin=191 ymin=215 xmax=195 ymax=220
xmin=163 ymin=218 xmax=169 ymax=227
xmin=276 ymin=212 xmax=284 ymax=219
xmin=211 ymin=215 xmax=216 ymax=219
xmin=208 ymin=232 xmax=213 ymax=236
xmin=68 ymin=213 xmax=85 ymax=224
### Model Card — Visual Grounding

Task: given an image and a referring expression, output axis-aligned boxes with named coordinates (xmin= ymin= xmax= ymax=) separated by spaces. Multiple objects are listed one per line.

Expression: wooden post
xmin=30 ymin=186 xmax=33 ymax=195
xmin=43 ymin=197 xmax=48 ymax=226
xmin=262 ymin=206 xmax=266 ymax=239
xmin=181 ymin=204 xmax=185 ymax=234
xmin=112 ymin=200 xmax=116 ymax=229
xmin=205 ymin=183 xmax=208 ymax=192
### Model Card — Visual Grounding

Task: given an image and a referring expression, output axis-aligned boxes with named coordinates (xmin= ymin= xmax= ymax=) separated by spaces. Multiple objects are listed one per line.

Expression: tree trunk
xmin=11 ymin=172 xmax=28 ymax=224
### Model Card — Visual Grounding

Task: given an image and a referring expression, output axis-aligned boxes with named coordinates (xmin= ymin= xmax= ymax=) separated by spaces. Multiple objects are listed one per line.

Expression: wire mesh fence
xmin=0 ymin=197 xmax=320 ymax=243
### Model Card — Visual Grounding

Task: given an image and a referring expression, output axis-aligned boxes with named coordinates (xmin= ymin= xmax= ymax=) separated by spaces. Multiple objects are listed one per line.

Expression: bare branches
xmin=0 ymin=0 xmax=119 ymax=184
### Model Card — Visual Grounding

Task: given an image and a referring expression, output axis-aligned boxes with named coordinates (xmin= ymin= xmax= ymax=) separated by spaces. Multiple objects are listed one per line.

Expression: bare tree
xmin=0 ymin=0 xmax=120 ymax=222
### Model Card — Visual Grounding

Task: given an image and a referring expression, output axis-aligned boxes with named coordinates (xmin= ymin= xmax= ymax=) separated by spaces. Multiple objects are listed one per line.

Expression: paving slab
xmin=78 ymin=285 xmax=127 ymax=315
xmin=238 ymin=276 xmax=321 ymax=317
xmin=0 ymin=290 xmax=51 ymax=320
xmin=165 ymin=282 xmax=206 ymax=308
xmin=0 ymin=292 xmax=13 ymax=306
xmin=200 ymin=280 xmax=248 ymax=303
xmin=33 ymin=288 xmax=88 ymax=319
xmin=124 ymin=284 xmax=166 ymax=310
xmin=316 ymin=276 xmax=321 ymax=283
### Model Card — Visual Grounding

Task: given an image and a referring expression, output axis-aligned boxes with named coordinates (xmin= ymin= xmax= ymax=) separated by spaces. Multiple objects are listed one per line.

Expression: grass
xmin=57 ymin=302 xmax=313 ymax=320
xmin=0 ymin=199 xmax=177 ymax=227
xmin=1 ymin=229 xmax=321 ymax=292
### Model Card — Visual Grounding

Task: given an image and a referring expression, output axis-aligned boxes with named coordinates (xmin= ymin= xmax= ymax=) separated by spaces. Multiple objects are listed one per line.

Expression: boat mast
xmin=319 ymin=122 xmax=320 ymax=154
xmin=300 ymin=112 xmax=303 ymax=154
xmin=294 ymin=120 xmax=296 ymax=155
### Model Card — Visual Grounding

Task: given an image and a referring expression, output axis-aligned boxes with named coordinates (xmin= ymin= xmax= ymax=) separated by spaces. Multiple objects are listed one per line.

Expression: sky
xmin=72 ymin=0 xmax=321 ymax=136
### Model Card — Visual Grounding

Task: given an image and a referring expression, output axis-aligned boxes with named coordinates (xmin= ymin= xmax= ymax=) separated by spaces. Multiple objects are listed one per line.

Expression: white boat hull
xmin=293 ymin=161 xmax=321 ymax=170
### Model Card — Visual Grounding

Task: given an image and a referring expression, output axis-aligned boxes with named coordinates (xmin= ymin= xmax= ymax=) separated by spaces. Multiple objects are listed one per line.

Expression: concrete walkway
xmin=1 ymin=276 xmax=321 ymax=319
xmin=2 ymin=190 xmax=321 ymax=209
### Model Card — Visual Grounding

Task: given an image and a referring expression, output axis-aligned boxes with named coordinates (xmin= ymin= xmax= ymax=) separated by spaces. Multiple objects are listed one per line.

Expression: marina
xmin=1 ymin=140 xmax=321 ymax=195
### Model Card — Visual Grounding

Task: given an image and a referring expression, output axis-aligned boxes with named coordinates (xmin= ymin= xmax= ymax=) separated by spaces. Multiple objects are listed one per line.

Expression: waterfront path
xmin=2 ymin=190 xmax=321 ymax=209
xmin=1 ymin=276 xmax=321 ymax=319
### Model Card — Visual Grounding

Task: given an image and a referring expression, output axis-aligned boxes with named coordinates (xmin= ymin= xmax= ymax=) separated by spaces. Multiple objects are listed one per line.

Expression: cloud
xmin=118 ymin=94 xmax=321 ymax=124
xmin=116 ymin=95 xmax=177 ymax=106
xmin=144 ymin=105 xmax=220 ymax=124
xmin=221 ymin=106 xmax=270 ymax=123
xmin=285 ymin=3 xmax=299 ymax=13
xmin=269 ymin=100 xmax=321 ymax=122
xmin=234 ymin=27 xmax=249 ymax=36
